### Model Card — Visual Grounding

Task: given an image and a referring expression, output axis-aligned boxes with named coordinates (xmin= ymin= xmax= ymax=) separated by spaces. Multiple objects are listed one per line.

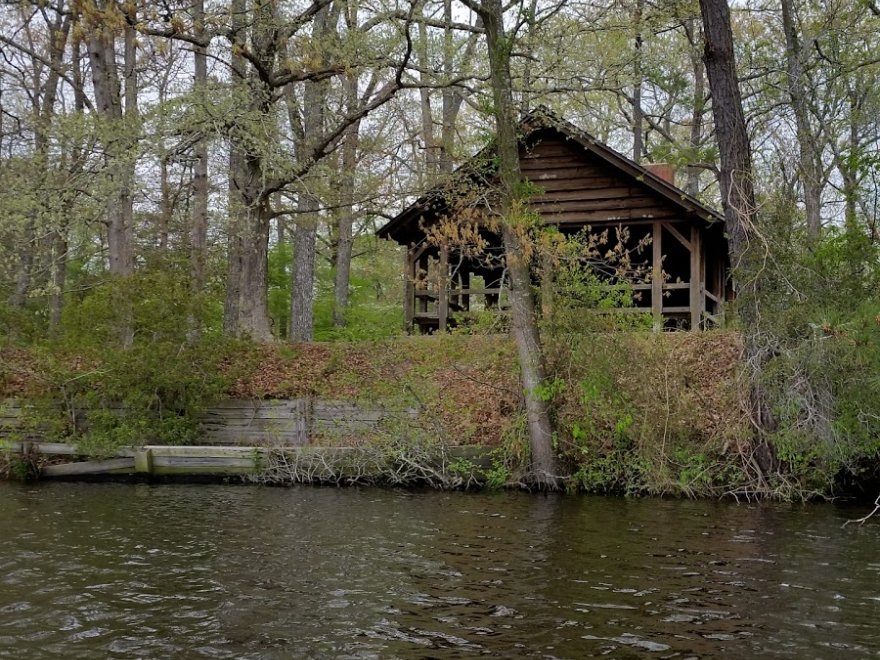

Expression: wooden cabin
xmin=377 ymin=108 xmax=731 ymax=332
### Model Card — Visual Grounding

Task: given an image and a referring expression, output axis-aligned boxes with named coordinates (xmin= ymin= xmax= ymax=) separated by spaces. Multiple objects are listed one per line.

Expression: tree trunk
xmin=10 ymin=223 xmax=35 ymax=309
xmin=87 ymin=2 xmax=137 ymax=345
xmin=520 ymin=0 xmax=540 ymax=111
xmin=632 ymin=0 xmax=644 ymax=163
xmin=332 ymin=75 xmax=360 ymax=328
xmin=700 ymin=0 xmax=758 ymax=302
xmin=10 ymin=12 xmax=70 ymax=310
xmin=478 ymin=0 xmax=559 ymax=488
xmin=223 ymin=0 xmax=276 ymax=341
xmin=417 ymin=5 xmax=439 ymax=180
xmin=223 ymin=0 xmax=246 ymax=335
xmin=189 ymin=0 xmax=209 ymax=339
xmin=48 ymin=231 xmax=68 ymax=333
xmin=236 ymin=193 xmax=273 ymax=341
xmin=289 ymin=3 xmax=335 ymax=342
xmin=700 ymin=0 xmax=776 ymax=466
xmin=159 ymin=158 xmax=171 ymax=250
xmin=780 ymin=0 xmax=823 ymax=240
xmin=686 ymin=18 xmax=705 ymax=198
xmin=290 ymin=196 xmax=319 ymax=341
xmin=49 ymin=34 xmax=86 ymax=333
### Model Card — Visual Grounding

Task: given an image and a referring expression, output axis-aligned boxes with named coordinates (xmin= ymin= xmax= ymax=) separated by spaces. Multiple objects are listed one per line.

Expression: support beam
xmin=662 ymin=221 xmax=692 ymax=251
xmin=418 ymin=253 xmax=429 ymax=314
xmin=404 ymin=245 xmax=415 ymax=332
xmin=652 ymin=221 xmax=663 ymax=330
xmin=689 ymin=225 xmax=704 ymax=330
xmin=460 ymin=269 xmax=471 ymax=311
xmin=438 ymin=246 xmax=449 ymax=332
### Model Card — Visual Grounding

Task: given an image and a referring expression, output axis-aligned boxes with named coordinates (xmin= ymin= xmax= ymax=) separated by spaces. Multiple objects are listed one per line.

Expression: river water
xmin=1 ymin=483 xmax=879 ymax=658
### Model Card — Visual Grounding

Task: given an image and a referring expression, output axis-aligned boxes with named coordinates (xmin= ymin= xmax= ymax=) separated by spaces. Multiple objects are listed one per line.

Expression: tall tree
xmin=631 ymin=0 xmax=644 ymax=163
xmin=189 ymin=0 xmax=209 ymax=333
xmin=86 ymin=0 xmax=137 ymax=279
xmin=460 ymin=0 xmax=559 ymax=487
xmin=780 ymin=0 xmax=823 ymax=239
xmin=331 ymin=67 xmax=362 ymax=328
xmin=290 ymin=1 xmax=336 ymax=342
xmin=700 ymin=0 xmax=776 ymax=464
xmin=9 ymin=7 xmax=71 ymax=309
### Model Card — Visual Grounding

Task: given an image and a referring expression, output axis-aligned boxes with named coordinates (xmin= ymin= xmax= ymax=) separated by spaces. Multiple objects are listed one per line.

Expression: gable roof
xmin=377 ymin=107 xmax=723 ymax=245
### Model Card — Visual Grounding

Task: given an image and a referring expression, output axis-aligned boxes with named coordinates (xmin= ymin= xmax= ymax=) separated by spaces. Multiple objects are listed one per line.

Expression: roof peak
xmin=377 ymin=110 xmax=722 ymax=242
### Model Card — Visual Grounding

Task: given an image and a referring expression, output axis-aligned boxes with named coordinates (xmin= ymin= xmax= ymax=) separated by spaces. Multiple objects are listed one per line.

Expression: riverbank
xmin=2 ymin=331 xmax=875 ymax=499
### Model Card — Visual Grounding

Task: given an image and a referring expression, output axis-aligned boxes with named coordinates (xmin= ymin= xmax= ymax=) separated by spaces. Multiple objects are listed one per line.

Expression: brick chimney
xmin=645 ymin=163 xmax=676 ymax=185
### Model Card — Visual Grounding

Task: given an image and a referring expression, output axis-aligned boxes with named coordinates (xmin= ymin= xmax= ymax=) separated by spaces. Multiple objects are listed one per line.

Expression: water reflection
xmin=0 ymin=483 xmax=879 ymax=658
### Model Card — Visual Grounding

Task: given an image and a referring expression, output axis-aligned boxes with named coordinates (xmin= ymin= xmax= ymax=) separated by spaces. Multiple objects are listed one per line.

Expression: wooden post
xmin=689 ymin=225 xmax=703 ymax=330
xmin=652 ymin=221 xmax=663 ymax=330
xmin=418 ymin=253 xmax=429 ymax=314
xmin=134 ymin=448 xmax=153 ymax=475
xmin=438 ymin=246 xmax=449 ymax=332
xmin=461 ymin=269 xmax=471 ymax=311
xmin=404 ymin=246 xmax=415 ymax=332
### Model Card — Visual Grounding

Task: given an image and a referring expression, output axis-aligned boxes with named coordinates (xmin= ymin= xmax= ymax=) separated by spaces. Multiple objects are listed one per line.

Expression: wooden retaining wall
xmin=3 ymin=441 xmax=491 ymax=481
xmin=1 ymin=398 xmax=419 ymax=447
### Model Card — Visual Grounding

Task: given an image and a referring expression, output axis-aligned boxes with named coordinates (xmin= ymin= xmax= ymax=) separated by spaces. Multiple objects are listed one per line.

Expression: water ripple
xmin=1 ymin=484 xmax=879 ymax=658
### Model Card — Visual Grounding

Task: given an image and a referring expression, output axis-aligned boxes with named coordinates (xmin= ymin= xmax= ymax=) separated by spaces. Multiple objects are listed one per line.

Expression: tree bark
xmin=332 ymin=73 xmax=360 ymax=328
xmin=476 ymin=0 xmax=559 ymax=488
xmin=781 ymin=0 xmax=823 ymax=240
xmin=290 ymin=195 xmax=319 ymax=341
xmin=289 ymin=2 xmax=336 ymax=342
xmin=417 ymin=4 xmax=439 ymax=180
xmin=10 ymin=11 xmax=70 ymax=309
xmin=223 ymin=0 xmax=277 ymax=341
xmin=223 ymin=0 xmax=246 ymax=335
xmin=686 ymin=18 xmax=705 ymax=198
xmin=189 ymin=0 xmax=209 ymax=339
xmin=700 ymin=0 xmax=776 ymax=462
xmin=49 ymin=34 xmax=86 ymax=333
xmin=632 ymin=0 xmax=644 ymax=163
xmin=86 ymin=1 xmax=137 ymax=344
xmin=700 ymin=0 xmax=758 ymax=304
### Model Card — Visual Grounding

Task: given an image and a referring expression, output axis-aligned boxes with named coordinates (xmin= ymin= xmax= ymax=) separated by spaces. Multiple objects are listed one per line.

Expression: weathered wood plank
xmin=146 ymin=445 xmax=266 ymax=457
xmin=536 ymin=209 xmax=679 ymax=224
xmin=530 ymin=186 xmax=650 ymax=203
xmin=6 ymin=441 xmax=79 ymax=455
xmin=202 ymin=405 xmax=307 ymax=419
xmin=520 ymin=153 xmax=594 ymax=166
xmin=438 ymin=246 xmax=449 ymax=332
xmin=690 ymin=224 xmax=703 ymax=330
xmin=2 ymin=398 xmax=420 ymax=448
xmin=525 ymin=175 xmax=629 ymax=192
xmin=404 ymin=246 xmax=416 ymax=331
xmin=209 ymin=399 xmax=306 ymax=410
xmin=652 ymin=221 xmax=663 ymax=330
xmin=151 ymin=456 xmax=256 ymax=469
xmin=663 ymin=222 xmax=692 ymax=251
xmin=528 ymin=166 xmax=620 ymax=181
xmin=42 ymin=458 xmax=136 ymax=477
xmin=203 ymin=432 xmax=307 ymax=446
xmin=529 ymin=196 xmax=674 ymax=215
xmin=200 ymin=418 xmax=306 ymax=429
